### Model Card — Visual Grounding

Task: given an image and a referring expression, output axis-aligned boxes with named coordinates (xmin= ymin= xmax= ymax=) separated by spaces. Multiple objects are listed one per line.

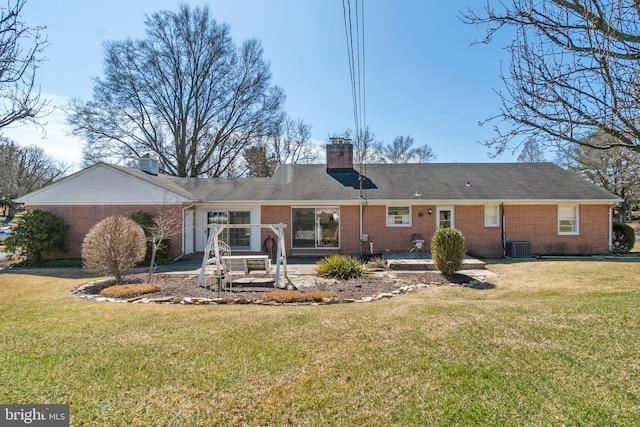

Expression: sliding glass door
xmin=292 ymin=207 xmax=339 ymax=249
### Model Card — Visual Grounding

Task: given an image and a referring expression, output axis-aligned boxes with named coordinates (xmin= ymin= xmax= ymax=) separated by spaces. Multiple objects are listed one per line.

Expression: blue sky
xmin=4 ymin=0 xmax=520 ymax=169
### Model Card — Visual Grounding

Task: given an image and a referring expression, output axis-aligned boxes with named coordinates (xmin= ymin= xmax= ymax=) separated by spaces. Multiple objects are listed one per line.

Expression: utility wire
xmin=342 ymin=0 xmax=366 ymax=166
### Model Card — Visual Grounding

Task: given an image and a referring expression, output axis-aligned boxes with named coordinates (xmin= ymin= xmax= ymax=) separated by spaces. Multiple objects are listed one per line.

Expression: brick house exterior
xmin=16 ymin=140 xmax=619 ymax=259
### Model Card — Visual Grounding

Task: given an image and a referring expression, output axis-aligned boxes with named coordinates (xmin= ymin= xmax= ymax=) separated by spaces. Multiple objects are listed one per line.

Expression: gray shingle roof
xmin=147 ymin=162 xmax=618 ymax=203
xmin=262 ymin=163 xmax=618 ymax=202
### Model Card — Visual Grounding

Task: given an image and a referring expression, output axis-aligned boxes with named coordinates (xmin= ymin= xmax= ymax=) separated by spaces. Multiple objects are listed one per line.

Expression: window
xmin=292 ymin=207 xmax=340 ymax=249
xmin=558 ymin=205 xmax=579 ymax=235
xmin=484 ymin=205 xmax=499 ymax=227
xmin=207 ymin=210 xmax=251 ymax=249
xmin=437 ymin=206 xmax=454 ymax=229
xmin=387 ymin=206 xmax=411 ymax=226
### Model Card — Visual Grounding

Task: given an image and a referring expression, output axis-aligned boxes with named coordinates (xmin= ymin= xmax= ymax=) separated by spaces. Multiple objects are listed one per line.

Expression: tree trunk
xmin=7 ymin=201 xmax=17 ymax=220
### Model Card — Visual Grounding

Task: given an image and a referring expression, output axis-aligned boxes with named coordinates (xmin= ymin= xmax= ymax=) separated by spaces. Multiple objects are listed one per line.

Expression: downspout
xmin=359 ymin=174 xmax=364 ymax=259
xmin=176 ymin=203 xmax=195 ymax=261
xmin=360 ymin=202 xmax=364 ymax=259
xmin=501 ymin=203 xmax=506 ymax=257
xmin=608 ymin=205 xmax=613 ymax=253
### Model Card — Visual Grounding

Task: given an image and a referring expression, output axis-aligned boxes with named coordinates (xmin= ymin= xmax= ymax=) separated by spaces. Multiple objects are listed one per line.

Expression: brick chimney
xmin=326 ymin=137 xmax=354 ymax=172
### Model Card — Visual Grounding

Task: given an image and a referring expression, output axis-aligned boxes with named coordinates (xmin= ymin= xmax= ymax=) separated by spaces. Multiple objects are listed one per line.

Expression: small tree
xmin=3 ymin=209 xmax=68 ymax=263
xmin=430 ymin=227 xmax=466 ymax=276
xmin=82 ymin=214 xmax=146 ymax=282
xmin=145 ymin=212 xmax=179 ymax=282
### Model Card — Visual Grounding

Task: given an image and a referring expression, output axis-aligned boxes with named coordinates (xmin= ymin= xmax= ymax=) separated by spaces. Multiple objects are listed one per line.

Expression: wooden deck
xmin=383 ymin=251 xmax=485 ymax=270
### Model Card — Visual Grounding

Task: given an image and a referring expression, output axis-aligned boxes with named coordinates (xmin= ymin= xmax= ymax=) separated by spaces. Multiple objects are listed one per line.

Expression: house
xmin=15 ymin=139 xmax=620 ymax=259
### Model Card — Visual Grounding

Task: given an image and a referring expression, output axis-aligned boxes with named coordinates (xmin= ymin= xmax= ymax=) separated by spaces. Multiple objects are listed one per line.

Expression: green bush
xmin=316 ymin=255 xmax=367 ymax=280
xmin=431 ymin=227 xmax=466 ymax=275
xmin=3 ymin=210 xmax=68 ymax=263
xmin=612 ymin=222 xmax=635 ymax=254
xmin=9 ymin=258 xmax=83 ymax=268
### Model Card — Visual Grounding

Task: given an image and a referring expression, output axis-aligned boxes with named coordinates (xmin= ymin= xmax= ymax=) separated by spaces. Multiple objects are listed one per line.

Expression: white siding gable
xmin=17 ymin=164 xmax=191 ymax=205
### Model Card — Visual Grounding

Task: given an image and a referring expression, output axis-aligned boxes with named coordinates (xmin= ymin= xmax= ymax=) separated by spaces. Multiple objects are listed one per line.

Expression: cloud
xmin=1 ymin=94 xmax=84 ymax=172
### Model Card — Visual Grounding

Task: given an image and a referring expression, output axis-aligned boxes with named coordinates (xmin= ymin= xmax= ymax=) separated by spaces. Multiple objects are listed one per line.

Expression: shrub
xmin=10 ymin=258 xmax=83 ymax=268
xmin=100 ymin=283 xmax=161 ymax=298
xmin=612 ymin=221 xmax=635 ymax=254
xmin=82 ymin=214 xmax=147 ymax=282
xmin=3 ymin=210 xmax=68 ymax=263
xmin=316 ymin=255 xmax=367 ymax=280
xmin=263 ymin=289 xmax=339 ymax=303
xmin=431 ymin=227 xmax=466 ymax=276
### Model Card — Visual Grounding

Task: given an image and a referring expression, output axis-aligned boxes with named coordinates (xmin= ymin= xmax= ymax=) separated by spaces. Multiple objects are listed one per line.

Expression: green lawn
xmin=1 ymin=260 xmax=639 ymax=426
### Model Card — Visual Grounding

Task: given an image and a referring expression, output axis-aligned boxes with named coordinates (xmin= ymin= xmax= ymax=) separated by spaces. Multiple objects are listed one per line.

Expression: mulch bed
xmin=77 ymin=271 xmax=479 ymax=302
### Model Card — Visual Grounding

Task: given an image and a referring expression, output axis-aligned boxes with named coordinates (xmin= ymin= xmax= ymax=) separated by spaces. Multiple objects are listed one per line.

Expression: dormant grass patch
xmin=0 ymin=259 xmax=639 ymax=426
xmin=262 ymin=289 xmax=338 ymax=303
xmin=99 ymin=283 xmax=160 ymax=298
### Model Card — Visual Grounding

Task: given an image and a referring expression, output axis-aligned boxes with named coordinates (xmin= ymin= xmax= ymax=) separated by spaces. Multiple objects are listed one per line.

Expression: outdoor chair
xmin=410 ymin=234 xmax=425 ymax=253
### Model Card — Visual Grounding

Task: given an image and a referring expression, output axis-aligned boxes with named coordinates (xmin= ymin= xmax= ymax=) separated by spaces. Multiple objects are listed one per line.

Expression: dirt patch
xmin=77 ymin=270 xmax=485 ymax=302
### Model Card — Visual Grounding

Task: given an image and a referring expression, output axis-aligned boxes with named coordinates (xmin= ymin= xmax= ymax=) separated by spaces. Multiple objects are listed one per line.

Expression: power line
xmin=342 ymin=0 xmax=367 ymax=164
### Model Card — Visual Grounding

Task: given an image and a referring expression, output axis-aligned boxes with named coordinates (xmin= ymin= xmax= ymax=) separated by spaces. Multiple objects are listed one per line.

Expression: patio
xmin=383 ymin=250 xmax=486 ymax=270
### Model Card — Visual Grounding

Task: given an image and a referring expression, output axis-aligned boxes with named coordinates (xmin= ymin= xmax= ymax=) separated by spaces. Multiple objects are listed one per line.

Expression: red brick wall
xmin=501 ymin=204 xmax=610 ymax=255
xmin=32 ymin=202 xmax=611 ymax=259
xmin=455 ymin=205 xmax=504 ymax=257
xmin=361 ymin=204 xmax=437 ymax=255
xmin=27 ymin=205 xmax=184 ymax=258
xmin=264 ymin=203 xmax=611 ymax=257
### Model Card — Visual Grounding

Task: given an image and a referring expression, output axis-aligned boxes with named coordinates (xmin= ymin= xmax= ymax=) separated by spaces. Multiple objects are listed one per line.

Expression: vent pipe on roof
xmin=138 ymin=154 xmax=159 ymax=176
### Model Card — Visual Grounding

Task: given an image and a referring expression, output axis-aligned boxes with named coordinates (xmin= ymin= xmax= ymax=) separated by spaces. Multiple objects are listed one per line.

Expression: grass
xmin=99 ymin=283 xmax=160 ymax=298
xmin=1 ymin=260 xmax=639 ymax=426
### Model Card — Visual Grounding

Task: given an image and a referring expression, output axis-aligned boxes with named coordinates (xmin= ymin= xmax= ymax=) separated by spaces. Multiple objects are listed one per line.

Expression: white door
xmin=436 ymin=206 xmax=455 ymax=229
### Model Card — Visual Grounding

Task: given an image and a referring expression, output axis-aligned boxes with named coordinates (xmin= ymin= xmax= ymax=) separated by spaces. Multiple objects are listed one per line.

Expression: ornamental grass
xmin=263 ymin=289 xmax=338 ymax=303
xmin=99 ymin=283 xmax=160 ymax=298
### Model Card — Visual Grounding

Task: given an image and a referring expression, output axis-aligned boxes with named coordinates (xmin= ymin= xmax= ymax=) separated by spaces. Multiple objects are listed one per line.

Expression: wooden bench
xmin=220 ymin=255 xmax=271 ymax=274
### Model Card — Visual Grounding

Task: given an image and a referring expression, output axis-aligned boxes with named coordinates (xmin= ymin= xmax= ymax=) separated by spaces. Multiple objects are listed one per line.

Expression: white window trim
xmin=558 ymin=204 xmax=579 ymax=235
xmin=386 ymin=206 xmax=412 ymax=227
xmin=436 ymin=206 xmax=455 ymax=229
xmin=484 ymin=205 xmax=500 ymax=227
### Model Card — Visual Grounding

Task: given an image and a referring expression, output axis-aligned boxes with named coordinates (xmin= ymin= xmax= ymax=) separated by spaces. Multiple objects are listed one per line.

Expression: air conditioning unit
xmin=506 ymin=241 xmax=532 ymax=258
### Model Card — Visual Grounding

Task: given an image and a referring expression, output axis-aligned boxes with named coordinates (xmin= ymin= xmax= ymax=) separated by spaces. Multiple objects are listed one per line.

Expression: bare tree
xmin=462 ymin=1 xmax=640 ymax=156
xmin=517 ymin=139 xmax=546 ymax=163
xmin=0 ymin=137 xmax=66 ymax=217
xmin=414 ymin=144 xmax=437 ymax=163
xmin=557 ymin=132 xmax=640 ymax=222
xmin=68 ymin=4 xmax=284 ymax=178
xmin=242 ymin=116 xmax=315 ymax=177
xmin=145 ymin=211 xmax=179 ymax=282
xmin=0 ymin=0 xmax=48 ymax=130
xmin=382 ymin=135 xmax=415 ymax=164
xmin=331 ymin=127 xmax=383 ymax=165
xmin=268 ymin=117 xmax=314 ymax=164
xmin=242 ymin=145 xmax=276 ymax=178
xmin=381 ymin=135 xmax=437 ymax=163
